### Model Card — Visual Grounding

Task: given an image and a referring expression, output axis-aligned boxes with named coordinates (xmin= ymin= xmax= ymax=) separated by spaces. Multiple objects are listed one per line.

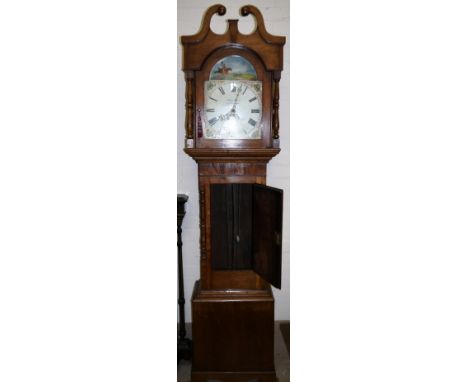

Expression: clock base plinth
xmin=191 ymin=280 xmax=277 ymax=382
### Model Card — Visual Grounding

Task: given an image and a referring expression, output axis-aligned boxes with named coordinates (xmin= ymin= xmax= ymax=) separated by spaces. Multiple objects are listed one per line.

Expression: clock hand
xmin=217 ymin=86 xmax=243 ymax=122
xmin=220 ymin=112 xmax=230 ymax=121
xmin=230 ymin=86 xmax=242 ymax=113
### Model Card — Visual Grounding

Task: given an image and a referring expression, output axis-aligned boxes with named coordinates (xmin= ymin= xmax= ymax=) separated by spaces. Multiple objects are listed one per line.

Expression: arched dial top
xmin=209 ymin=55 xmax=257 ymax=81
xmin=204 ymin=55 xmax=261 ymax=140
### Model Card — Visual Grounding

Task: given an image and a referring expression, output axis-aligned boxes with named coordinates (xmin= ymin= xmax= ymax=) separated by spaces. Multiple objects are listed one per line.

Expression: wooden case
xmin=181 ymin=5 xmax=286 ymax=382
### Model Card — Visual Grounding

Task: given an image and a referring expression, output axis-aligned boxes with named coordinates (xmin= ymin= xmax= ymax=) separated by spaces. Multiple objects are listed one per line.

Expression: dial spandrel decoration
xmin=204 ymin=55 xmax=262 ymax=139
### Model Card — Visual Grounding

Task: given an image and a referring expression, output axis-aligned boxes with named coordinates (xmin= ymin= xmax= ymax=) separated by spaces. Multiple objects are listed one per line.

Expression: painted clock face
xmin=203 ymin=55 xmax=262 ymax=139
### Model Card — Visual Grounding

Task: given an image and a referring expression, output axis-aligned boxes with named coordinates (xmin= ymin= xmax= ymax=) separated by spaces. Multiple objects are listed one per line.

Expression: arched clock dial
xmin=203 ymin=80 xmax=262 ymax=139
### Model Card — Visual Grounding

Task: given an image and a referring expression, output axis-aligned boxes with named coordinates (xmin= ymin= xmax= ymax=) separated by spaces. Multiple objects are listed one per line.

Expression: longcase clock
xmin=180 ymin=5 xmax=286 ymax=382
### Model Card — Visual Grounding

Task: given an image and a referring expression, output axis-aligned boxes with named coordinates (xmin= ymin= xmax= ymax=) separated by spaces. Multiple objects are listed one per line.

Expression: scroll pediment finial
xmin=240 ymin=4 xmax=285 ymax=45
xmin=199 ymin=4 xmax=226 ymax=36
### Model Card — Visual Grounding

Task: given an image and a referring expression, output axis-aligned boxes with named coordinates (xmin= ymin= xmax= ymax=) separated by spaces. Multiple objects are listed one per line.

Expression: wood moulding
xmin=184 ymin=148 xmax=280 ymax=163
xmin=192 ymin=280 xmax=274 ymax=302
xmin=198 ymin=162 xmax=267 ymax=177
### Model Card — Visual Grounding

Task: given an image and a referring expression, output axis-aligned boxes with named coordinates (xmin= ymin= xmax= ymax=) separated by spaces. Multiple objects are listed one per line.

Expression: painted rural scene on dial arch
xmin=209 ymin=55 xmax=257 ymax=81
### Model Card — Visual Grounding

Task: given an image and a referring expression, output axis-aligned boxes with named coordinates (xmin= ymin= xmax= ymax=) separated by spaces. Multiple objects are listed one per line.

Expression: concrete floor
xmin=177 ymin=322 xmax=290 ymax=382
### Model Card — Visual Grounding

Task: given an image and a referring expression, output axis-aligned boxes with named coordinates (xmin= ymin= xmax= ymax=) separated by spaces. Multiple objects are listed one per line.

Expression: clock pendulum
xmin=180 ymin=5 xmax=286 ymax=382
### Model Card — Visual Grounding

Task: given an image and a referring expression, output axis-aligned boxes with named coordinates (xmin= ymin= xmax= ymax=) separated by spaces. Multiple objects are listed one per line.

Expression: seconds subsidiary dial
xmin=204 ymin=80 xmax=262 ymax=139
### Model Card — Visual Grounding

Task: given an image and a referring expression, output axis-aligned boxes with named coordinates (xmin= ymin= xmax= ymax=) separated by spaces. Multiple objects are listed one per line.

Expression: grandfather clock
xmin=181 ymin=4 xmax=285 ymax=382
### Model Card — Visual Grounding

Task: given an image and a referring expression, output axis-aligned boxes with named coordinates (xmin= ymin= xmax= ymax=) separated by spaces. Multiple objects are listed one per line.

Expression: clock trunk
xmin=210 ymin=183 xmax=283 ymax=289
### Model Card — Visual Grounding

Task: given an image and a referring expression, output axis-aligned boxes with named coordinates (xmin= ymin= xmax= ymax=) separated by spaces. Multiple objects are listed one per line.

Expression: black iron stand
xmin=177 ymin=194 xmax=192 ymax=362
